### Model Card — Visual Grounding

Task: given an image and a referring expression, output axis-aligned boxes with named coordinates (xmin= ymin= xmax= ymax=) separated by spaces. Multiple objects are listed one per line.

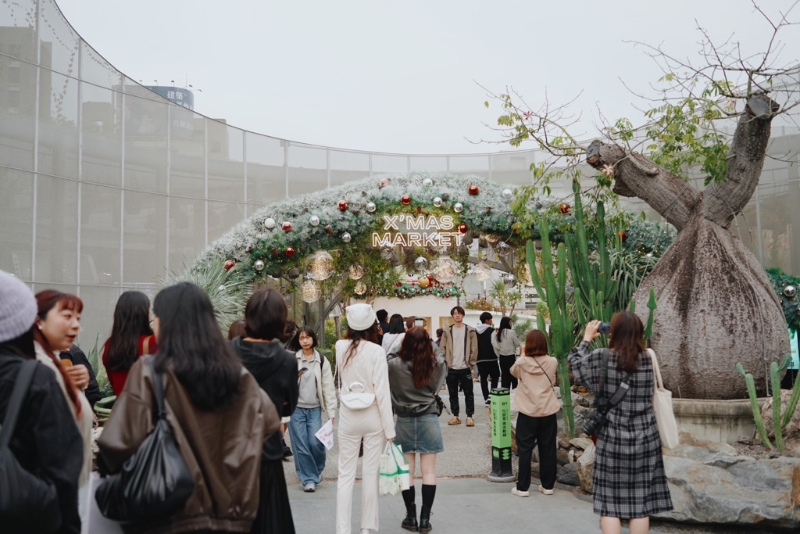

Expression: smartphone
xmin=598 ymin=322 xmax=611 ymax=334
xmin=299 ymin=367 xmax=309 ymax=375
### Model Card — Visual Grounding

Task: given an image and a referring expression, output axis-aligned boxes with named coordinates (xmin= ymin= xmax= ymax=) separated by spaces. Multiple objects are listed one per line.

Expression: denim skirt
xmin=394 ymin=413 xmax=444 ymax=454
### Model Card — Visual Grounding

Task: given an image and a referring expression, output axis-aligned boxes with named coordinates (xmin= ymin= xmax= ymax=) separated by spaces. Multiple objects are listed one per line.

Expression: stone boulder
xmin=656 ymin=444 xmax=800 ymax=530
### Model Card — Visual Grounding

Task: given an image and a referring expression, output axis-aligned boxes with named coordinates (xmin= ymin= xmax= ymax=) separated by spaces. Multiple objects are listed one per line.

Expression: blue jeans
xmin=288 ymin=406 xmax=327 ymax=485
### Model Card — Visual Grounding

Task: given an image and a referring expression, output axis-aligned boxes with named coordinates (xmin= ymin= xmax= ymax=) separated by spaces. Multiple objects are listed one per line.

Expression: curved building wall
xmin=1 ymin=0 xmax=799 ymax=346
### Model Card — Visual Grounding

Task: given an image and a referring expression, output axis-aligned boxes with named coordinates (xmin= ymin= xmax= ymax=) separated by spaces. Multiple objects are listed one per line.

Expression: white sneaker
xmin=511 ymin=487 xmax=530 ymax=497
xmin=303 ymin=483 xmax=315 ymax=492
xmin=538 ymin=485 xmax=554 ymax=495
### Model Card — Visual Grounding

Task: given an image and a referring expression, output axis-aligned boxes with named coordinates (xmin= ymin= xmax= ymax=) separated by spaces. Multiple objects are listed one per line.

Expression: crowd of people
xmin=0 ymin=267 xmax=671 ymax=534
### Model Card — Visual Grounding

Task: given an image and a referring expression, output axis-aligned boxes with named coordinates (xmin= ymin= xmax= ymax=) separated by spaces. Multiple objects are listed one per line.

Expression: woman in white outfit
xmin=336 ymin=304 xmax=396 ymax=534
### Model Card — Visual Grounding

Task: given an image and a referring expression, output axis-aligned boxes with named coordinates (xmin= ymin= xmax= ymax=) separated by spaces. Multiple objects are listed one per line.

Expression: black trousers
xmin=445 ymin=368 xmax=474 ymax=417
xmin=516 ymin=412 xmax=558 ymax=492
xmin=476 ymin=360 xmax=500 ymax=402
xmin=499 ymin=355 xmax=518 ymax=389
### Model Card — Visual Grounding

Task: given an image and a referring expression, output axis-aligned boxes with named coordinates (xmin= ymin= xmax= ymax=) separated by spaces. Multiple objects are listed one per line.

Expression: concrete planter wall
xmin=672 ymin=398 xmax=763 ymax=443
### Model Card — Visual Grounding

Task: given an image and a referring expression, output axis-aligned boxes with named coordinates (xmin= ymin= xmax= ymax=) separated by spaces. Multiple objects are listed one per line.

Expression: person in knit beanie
xmin=0 ymin=270 xmax=84 ymax=534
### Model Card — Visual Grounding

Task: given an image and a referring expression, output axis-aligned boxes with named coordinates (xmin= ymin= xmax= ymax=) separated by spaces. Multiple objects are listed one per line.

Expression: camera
xmin=598 ymin=322 xmax=611 ymax=334
xmin=582 ymin=408 xmax=608 ymax=436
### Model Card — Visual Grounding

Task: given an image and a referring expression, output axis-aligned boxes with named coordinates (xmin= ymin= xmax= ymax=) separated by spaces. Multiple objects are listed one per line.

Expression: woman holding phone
xmin=289 ymin=326 xmax=337 ymax=493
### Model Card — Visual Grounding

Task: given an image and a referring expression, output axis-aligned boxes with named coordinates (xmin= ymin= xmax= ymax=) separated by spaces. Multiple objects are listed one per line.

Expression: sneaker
xmin=466 ymin=417 xmax=475 ymax=427
xmin=538 ymin=485 xmax=554 ymax=495
xmin=511 ymin=487 xmax=530 ymax=497
xmin=484 ymin=398 xmax=491 ymax=406
xmin=448 ymin=416 xmax=461 ymax=425
xmin=304 ymin=483 xmax=316 ymax=493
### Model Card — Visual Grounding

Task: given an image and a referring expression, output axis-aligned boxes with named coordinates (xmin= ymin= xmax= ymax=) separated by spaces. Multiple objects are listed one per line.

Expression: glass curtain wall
xmin=1 ymin=0 xmax=798 ymax=345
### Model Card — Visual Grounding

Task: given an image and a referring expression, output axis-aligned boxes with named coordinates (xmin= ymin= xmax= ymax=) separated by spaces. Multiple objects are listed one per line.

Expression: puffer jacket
xmin=97 ymin=357 xmax=280 ymax=534
xmin=510 ymin=355 xmax=560 ymax=418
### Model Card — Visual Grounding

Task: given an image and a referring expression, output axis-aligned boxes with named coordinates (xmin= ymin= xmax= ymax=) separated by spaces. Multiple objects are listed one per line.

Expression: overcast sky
xmin=56 ymin=0 xmax=800 ymax=155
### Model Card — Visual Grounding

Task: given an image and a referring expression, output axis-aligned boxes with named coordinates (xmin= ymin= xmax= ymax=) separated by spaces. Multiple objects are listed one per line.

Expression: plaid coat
xmin=569 ymin=341 xmax=673 ymax=519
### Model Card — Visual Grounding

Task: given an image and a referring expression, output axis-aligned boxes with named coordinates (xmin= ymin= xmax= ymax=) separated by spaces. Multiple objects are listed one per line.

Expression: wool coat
xmin=568 ymin=341 xmax=673 ymax=519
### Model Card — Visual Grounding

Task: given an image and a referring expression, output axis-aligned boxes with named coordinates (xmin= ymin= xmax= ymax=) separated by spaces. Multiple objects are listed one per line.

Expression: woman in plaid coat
xmin=568 ymin=312 xmax=672 ymax=534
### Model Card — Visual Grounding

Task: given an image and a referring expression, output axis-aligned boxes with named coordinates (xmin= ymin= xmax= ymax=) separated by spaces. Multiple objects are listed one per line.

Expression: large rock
xmin=657 ymin=445 xmax=800 ymax=530
xmin=556 ymin=462 xmax=580 ymax=486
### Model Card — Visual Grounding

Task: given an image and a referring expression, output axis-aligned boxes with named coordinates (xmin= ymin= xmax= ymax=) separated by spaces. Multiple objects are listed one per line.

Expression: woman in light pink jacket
xmin=510 ymin=329 xmax=560 ymax=498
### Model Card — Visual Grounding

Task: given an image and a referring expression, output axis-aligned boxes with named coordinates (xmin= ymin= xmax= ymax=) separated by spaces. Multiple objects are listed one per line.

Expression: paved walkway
xmin=283 ymin=389 xmax=680 ymax=533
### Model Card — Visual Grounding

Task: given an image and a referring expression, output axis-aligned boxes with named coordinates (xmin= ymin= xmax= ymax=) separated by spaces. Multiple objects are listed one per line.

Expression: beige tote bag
xmin=647 ymin=348 xmax=680 ymax=449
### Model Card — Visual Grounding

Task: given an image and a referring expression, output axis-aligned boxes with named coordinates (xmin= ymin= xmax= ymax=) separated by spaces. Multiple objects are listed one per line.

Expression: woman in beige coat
xmin=510 ymin=330 xmax=560 ymax=497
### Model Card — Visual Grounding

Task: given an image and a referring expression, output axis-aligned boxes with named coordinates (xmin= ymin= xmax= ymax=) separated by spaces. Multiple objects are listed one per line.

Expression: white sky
xmin=57 ymin=0 xmax=800 ymax=155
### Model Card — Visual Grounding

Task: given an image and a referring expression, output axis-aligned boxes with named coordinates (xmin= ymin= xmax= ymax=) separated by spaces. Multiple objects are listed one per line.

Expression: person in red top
xmin=101 ymin=291 xmax=157 ymax=394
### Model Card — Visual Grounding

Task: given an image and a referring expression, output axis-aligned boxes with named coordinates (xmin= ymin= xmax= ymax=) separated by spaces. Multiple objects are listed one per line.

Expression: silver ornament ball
xmin=414 ymin=256 xmax=429 ymax=272
xmin=433 ymin=197 xmax=442 ymax=208
xmin=342 ymin=232 xmax=352 ymax=243
xmin=254 ymin=259 xmax=265 ymax=271
xmin=264 ymin=218 xmax=276 ymax=230
xmin=453 ymin=202 xmax=463 ymax=213
xmin=309 ymin=215 xmax=320 ymax=227
xmin=784 ymin=285 xmax=796 ymax=298
xmin=423 ymin=177 xmax=433 ymax=187
xmin=366 ymin=202 xmax=377 ymax=213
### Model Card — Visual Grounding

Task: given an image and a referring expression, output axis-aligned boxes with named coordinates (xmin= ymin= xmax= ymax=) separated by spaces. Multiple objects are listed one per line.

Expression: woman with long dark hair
xmin=335 ymin=304 xmax=395 ymax=534
xmin=569 ymin=312 xmax=672 ymax=534
xmin=102 ymin=290 xmax=157 ymax=394
xmin=493 ymin=316 xmax=521 ymax=389
xmin=510 ymin=330 xmax=559 ymax=498
xmin=229 ymin=288 xmax=299 ymax=534
xmin=381 ymin=313 xmax=406 ymax=358
xmin=98 ymin=282 xmax=280 ymax=533
xmin=0 ymin=271 xmax=84 ymax=534
xmin=388 ymin=327 xmax=447 ymax=532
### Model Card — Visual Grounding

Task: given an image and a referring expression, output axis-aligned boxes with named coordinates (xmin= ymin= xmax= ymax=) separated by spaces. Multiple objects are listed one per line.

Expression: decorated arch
xmin=194 ymin=173 xmax=536 ymax=308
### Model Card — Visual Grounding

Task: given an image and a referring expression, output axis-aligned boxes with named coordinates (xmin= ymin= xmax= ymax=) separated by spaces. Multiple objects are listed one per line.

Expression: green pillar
xmin=488 ymin=387 xmax=515 ymax=482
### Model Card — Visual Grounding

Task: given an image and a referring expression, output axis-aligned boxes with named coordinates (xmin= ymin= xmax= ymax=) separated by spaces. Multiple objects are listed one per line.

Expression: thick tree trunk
xmin=630 ymin=211 xmax=787 ymax=398
xmin=586 ymin=94 xmax=789 ymax=398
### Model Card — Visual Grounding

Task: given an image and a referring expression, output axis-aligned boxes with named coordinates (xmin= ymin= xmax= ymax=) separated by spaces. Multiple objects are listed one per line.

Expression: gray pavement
xmin=282 ymin=388 xmax=681 ymax=533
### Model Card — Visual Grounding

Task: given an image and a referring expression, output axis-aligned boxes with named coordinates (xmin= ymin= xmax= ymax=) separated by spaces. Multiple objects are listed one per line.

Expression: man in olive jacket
xmin=439 ymin=306 xmax=479 ymax=427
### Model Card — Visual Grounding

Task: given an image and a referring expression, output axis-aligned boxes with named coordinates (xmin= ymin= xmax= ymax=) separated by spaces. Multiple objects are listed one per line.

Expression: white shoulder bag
xmin=647 ymin=348 xmax=680 ymax=449
xmin=337 ymin=348 xmax=376 ymax=411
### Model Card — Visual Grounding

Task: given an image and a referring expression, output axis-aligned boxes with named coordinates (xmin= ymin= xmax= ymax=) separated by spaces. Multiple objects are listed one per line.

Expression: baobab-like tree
xmin=487 ymin=4 xmax=798 ymax=398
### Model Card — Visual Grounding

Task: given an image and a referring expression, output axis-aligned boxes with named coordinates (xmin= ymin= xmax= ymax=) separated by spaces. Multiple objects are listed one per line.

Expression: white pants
xmin=336 ymin=404 xmax=385 ymax=534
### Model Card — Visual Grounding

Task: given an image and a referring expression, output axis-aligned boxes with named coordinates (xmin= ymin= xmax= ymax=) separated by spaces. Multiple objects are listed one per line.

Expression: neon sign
xmin=371 ymin=215 xmax=464 ymax=248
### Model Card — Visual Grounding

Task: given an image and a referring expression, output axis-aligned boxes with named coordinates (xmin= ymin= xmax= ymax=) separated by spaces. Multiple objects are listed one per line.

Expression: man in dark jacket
xmin=60 ymin=344 xmax=102 ymax=408
xmin=475 ymin=312 xmax=500 ymax=406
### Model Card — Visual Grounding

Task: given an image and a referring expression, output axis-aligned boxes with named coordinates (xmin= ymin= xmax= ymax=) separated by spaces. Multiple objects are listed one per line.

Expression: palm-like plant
xmin=163 ymin=261 xmax=251 ymax=333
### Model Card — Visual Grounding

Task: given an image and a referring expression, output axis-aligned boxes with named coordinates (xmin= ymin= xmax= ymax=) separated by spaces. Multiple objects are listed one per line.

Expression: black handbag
xmin=0 ymin=360 xmax=62 ymax=534
xmin=95 ymin=357 xmax=195 ymax=523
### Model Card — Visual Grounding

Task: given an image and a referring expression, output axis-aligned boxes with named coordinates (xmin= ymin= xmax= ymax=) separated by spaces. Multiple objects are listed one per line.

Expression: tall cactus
xmin=565 ymin=180 xmax=618 ymax=329
xmin=526 ymin=227 xmax=576 ymax=438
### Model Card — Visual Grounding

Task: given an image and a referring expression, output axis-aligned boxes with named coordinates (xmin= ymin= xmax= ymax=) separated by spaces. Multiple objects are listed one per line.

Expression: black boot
xmin=401 ymin=503 xmax=418 ymax=532
xmin=418 ymin=506 xmax=432 ymax=532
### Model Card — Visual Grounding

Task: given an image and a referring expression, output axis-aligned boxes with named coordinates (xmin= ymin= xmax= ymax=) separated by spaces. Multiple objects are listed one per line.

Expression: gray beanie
xmin=0 ymin=270 xmax=37 ymax=343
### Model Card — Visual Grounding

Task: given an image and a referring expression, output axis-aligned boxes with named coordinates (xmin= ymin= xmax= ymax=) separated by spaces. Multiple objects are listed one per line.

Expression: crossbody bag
xmin=582 ymin=349 xmax=632 ymax=436
xmin=337 ymin=347 xmax=376 ymax=411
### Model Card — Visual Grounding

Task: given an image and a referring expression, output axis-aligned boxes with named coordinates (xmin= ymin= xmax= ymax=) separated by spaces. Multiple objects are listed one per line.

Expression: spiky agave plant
xmin=162 ymin=261 xmax=251 ymax=334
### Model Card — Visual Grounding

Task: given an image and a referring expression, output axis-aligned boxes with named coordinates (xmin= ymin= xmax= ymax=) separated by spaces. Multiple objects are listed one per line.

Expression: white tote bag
xmin=647 ymin=348 xmax=680 ymax=449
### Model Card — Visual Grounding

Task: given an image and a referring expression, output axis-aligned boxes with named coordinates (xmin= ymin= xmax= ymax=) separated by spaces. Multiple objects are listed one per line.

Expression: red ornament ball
xmin=285 ymin=247 xmax=296 ymax=258
xmin=559 ymin=203 xmax=570 ymax=214
xmin=338 ymin=200 xmax=349 ymax=211
xmin=224 ymin=260 xmax=235 ymax=271
xmin=401 ymin=194 xmax=411 ymax=205
xmin=458 ymin=223 xmax=468 ymax=234
xmin=618 ymin=230 xmax=628 ymax=241
xmin=380 ymin=179 xmax=390 ymax=189
xmin=325 ymin=225 xmax=335 ymax=235
xmin=281 ymin=221 xmax=293 ymax=232
xmin=468 ymin=185 xmax=479 ymax=195
xmin=271 ymin=248 xmax=279 ymax=257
